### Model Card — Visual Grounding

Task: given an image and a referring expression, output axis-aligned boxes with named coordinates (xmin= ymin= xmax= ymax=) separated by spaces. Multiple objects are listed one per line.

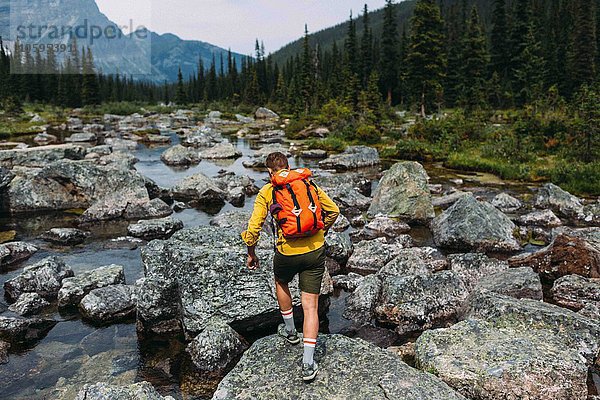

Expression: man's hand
xmin=247 ymin=254 xmax=259 ymax=270
xmin=247 ymin=246 xmax=259 ymax=270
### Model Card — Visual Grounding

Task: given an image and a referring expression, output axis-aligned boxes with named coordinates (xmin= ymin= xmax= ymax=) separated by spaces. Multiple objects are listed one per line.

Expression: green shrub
xmin=306 ymin=136 xmax=347 ymax=153
xmin=390 ymin=139 xmax=447 ymax=161
xmin=1 ymin=96 xmax=24 ymax=116
xmin=355 ymin=124 xmax=380 ymax=144
xmin=548 ymin=161 xmax=600 ymax=196
xmin=318 ymin=100 xmax=354 ymax=131
xmin=286 ymin=117 xmax=316 ymax=139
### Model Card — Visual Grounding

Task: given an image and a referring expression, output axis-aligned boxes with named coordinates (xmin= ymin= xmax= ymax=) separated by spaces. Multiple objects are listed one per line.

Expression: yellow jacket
xmin=241 ymin=179 xmax=340 ymax=255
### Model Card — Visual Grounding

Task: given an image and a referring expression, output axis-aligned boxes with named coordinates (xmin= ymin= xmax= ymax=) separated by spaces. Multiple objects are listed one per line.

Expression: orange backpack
xmin=269 ymin=168 xmax=325 ymax=238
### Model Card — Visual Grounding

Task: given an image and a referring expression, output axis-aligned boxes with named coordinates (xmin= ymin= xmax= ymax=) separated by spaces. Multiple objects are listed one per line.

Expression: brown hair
xmin=265 ymin=152 xmax=289 ymax=171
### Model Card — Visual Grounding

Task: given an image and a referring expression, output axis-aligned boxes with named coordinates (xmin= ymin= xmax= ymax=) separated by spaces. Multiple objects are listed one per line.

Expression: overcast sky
xmin=95 ymin=0 xmax=389 ymax=55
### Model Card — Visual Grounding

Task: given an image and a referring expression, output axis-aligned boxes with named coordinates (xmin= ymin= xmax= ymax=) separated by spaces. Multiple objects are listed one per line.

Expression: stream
xmin=0 ymin=130 xmax=550 ymax=399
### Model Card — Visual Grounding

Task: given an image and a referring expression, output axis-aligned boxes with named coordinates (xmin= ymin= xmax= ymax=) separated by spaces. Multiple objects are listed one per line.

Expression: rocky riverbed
xmin=0 ymin=108 xmax=599 ymax=400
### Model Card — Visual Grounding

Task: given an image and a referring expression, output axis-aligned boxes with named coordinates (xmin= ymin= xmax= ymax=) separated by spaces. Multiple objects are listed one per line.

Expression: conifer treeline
xmin=0 ymin=38 xmax=162 ymax=109
xmin=1 ymin=0 xmax=599 ymax=115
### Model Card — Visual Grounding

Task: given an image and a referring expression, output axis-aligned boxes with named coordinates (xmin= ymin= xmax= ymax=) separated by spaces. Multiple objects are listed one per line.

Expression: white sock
xmin=280 ymin=308 xmax=295 ymax=333
xmin=303 ymin=337 xmax=316 ymax=365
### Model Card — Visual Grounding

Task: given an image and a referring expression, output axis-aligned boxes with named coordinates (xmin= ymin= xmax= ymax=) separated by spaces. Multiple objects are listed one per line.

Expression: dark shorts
xmin=273 ymin=247 xmax=326 ymax=295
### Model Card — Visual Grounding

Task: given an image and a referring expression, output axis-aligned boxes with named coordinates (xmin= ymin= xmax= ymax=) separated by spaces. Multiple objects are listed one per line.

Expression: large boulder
xmin=379 ymin=247 xmax=447 ymax=277
xmin=465 ymin=291 xmax=600 ymax=364
xmin=509 ymin=228 xmax=600 ymax=280
xmin=551 ymin=274 xmax=600 ymax=312
xmin=343 ymin=275 xmax=382 ymax=324
xmin=255 ymin=107 xmax=279 ymax=119
xmin=160 ymin=144 xmax=200 ymax=166
xmin=74 ymin=381 xmax=175 ymax=400
xmin=431 ymin=195 xmax=520 ymax=252
xmin=415 ymin=318 xmax=588 ymax=400
xmin=4 ymin=256 xmax=74 ymax=302
xmin=65 ymin=132 xmax=97 ymax=143
xmin=213 ymin=172 xmax=260 ymax=207
xmin=213 ymin=334 xmax=466 ymax=400
xmin=474 ymin=267 xmax=543 ymax=300
xmin=367 ymin=162 xmax=434 ymax=223
xmin=535 ymin=183 xmax=585 ymax=219
xmin=127 ymin=217 xmax=184 ymax=240
xmin=318 ymin=146 xmax=380 ymax=171
xmin=199 ymin=142 xmax=242 ymax=159
xmin=0 ymin=241 xmax=38 ymax=268
xmin=324 ymin=231 xmax=353 ymax=266
xmin=137 ymin=226 xmax=332 ymax=339
xmin=432 ymin=191 xmax=471 ymax=210
xmin=0 ymin=144 xmax=86 ymax=168
xmin=332 ymin=272 xmax=364 ymax=291
xmin=0 ymin=316 xmax=57 ymax=343
xmin=517 ymin=209 xmax=562 ymax=228
xmin=490 ymin=192 xmax=522 ymax=213
xmin=375 ymin=271 xmax=470 ymax=335
xmin=79 ymin=284 xmax=137 ymax=323
xmin=448 ymin=253 xmax=508 ymax=292
xmin=315 ymin=172 xmax=372 ymax=197
xmin=6 ymin=160 xmax=151 ymax=213
xmin=171 ymin=172 xmax=226 ymax=207
xmin=8 ymin=293 xmax=51 ymax=316
xmin=57 ymin=264 xmax=125 ymax=307
xmin=351 ymin=216 xmax=411 ymax=241
xmin=186 ymin=319 xmax=249 ymax=372
xmin=40 ymin=228 xmax=89 ymax=245
xmin=346 ymin=237 xmax=413 ymax=275
xmin=315 ymin=172 xmax=373 ymax=217
xmin=136 ymin=275 xmax=182 ymax=335
xmin=80 ymin=192 xmax=171 ymax=224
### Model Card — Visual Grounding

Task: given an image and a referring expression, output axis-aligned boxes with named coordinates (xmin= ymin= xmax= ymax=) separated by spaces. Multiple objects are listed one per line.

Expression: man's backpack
xmin=269 ymin=168 xmax=325 ymax=238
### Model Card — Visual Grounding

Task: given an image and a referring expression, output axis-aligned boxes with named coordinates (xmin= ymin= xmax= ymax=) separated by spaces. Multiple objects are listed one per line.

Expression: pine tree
xmin=360 ymin=4 xmax=374 ymax=88
xmin=300 ymin=25 xmax=314 ymax=114
xmin=597 ymin=0 xmax=600 ymax=79
xmin=175 ymin=67 xmax=187 ymax=104
xmin=244 ymin=69 xmax=260 ymax=105
xmin=490 ymin=0 xmax=509 ymax=80
xmin=206 ymin=56 xmax=218 ymax=101
xmin=513 ymin=21 xmax=546 ymax=105
xmin=406 ymin=0 xmax=447 ymax=116
xmin=81 ymin=48 xmax=100 ymax=106
xmin=444 ymin=3 xmax=464 ymax=108
xmin=509 ymin=0 xmax=532 ymax=99
xmin=568 ymin=0 xmax=597 ymax=92
xmin=343 ymin=12 xmax=361 ymax=110
xmin=458 ymin=7 xmax=490 ymax=111
xmin=380 ymin=0 xmax=398 ymax=105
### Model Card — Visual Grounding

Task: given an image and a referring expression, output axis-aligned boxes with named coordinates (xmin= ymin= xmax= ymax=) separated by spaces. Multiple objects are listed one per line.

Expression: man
xmin=241 ymin=152 xmax=340 ymax=382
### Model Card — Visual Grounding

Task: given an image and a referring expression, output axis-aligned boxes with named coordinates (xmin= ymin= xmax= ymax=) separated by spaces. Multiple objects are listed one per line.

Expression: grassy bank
xmin=291 ymin=101 xmax=600 ymax=197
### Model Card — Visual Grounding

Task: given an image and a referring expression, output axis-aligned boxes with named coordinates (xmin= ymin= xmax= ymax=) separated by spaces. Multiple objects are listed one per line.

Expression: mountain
xmin=271 ymin=1 xmax=416 ymax=65
xmin=0 ymin=0 xmax=245 ymax=82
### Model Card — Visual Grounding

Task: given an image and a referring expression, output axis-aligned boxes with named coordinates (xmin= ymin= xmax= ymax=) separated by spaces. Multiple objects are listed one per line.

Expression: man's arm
xmin=316 ymin=185 xmax=340 ymax=232
xmin=241 ymin=187 xmax=270 ymax=269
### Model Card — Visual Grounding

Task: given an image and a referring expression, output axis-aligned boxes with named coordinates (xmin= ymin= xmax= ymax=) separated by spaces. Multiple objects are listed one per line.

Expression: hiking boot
xmin=277 ymin=323 xmax=301 ymax=345
xmin=302 ymin=362 xmax=319 ymax=382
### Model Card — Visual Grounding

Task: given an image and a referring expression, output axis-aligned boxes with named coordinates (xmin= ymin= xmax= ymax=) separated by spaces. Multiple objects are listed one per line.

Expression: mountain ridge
xmin=0 ymin=0 xmax=246 ymax=82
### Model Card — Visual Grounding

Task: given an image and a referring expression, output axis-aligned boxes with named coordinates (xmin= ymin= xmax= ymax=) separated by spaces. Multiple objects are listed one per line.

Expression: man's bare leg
xmin=301 ymin=291 xmax=319 ymax=378
xmin=275 ymin=279 xmax=299 ymax=342
xmin=275 ymin=279 xmax=293 ymax=311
